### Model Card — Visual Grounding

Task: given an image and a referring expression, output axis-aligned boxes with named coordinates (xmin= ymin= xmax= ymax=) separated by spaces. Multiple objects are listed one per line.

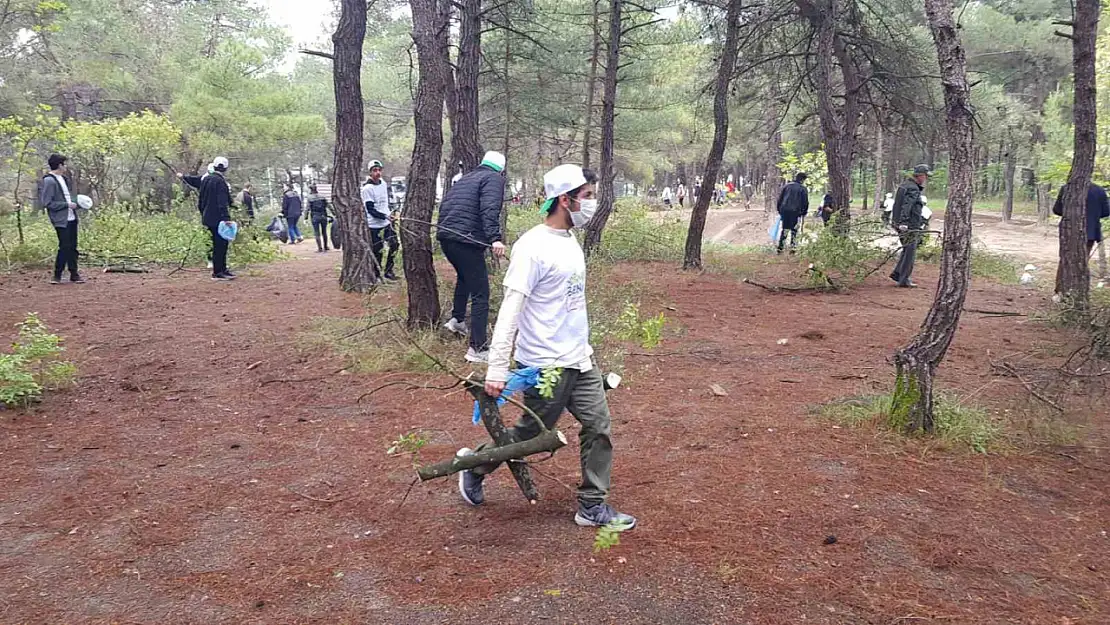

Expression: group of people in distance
xmin=774 ymin=164 xmax=934 ymax=287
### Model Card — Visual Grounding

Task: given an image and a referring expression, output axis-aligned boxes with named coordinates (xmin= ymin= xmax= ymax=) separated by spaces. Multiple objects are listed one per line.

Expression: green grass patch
xmin=970 ymin=246 xmax=1021 ymax=284
xmin=302 ymin=315 xmax=457 ymax=374
xmin=819 ymin=394 xmax=1004 ymax=454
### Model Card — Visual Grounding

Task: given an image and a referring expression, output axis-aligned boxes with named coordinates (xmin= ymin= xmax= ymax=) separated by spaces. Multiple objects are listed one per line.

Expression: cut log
xmin=416 ymin=429 xmax=567 ymax=482
xmin=468 ymin=386 xmax=542 ymax=502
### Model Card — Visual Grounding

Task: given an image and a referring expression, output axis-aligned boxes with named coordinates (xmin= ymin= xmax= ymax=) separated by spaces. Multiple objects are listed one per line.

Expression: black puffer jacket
xmin=776 ymin=181 xmax=809 ymax=217
xmin=436 ymin=164 xmax=506 ymax=246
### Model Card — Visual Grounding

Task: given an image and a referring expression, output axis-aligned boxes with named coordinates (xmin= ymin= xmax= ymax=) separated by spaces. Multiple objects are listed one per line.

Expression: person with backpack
xmin=775 ymin=172 xmax=809 ymax=254
xmin=306 ymin=184 xmax=331 ymax=253
xmin=40 ymin=153 xmax=85 ymax=284
xmin=282 ymin=184 xmax=304 ymax=244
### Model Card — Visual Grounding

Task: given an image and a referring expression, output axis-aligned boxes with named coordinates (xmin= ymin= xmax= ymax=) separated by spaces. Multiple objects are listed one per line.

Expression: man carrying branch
xmin=890 ymin=165 xmax=931 ymax=288
xmin=456 ymin=164 xmax=637 ymax=532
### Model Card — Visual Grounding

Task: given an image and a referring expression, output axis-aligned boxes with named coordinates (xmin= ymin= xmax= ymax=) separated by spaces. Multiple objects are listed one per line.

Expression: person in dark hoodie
xmin=179 ymin=156 xmax=236 ymax=281
xmin=436 ymin=150 xmax=508 ymax=363
xmin=775 ymin=172 xmax=809 ymax=254
xmin=40 ymin=153 xmax=85 ymax=284
xmin=306 ymin=184 xmax=331 ymax=252
xmin=1053 ymin=182 xmax=1110 ymax=255
xmin=282 ymin=184 xmax=304 ymax=244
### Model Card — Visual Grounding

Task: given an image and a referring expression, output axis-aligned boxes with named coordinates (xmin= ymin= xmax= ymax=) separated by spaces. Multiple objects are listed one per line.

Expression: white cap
xmin=541 ymin=164 xmax=588 ymax=213
xmin=213 ymin=156 xmax=229 ymax=170
xmin=481 ymin=150 xmax=506 ymax=172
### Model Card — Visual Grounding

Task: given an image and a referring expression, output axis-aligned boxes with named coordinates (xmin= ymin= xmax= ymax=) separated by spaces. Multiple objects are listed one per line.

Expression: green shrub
xmin=797 ymin=216 xmax=890 ymax=288
xmin=1 ymin=205 xmax=285 ymax=270
xmin=1 ymin=313 xmax=76 ymax=407
xmin=969 ymin=246 xmax=1020 ymax=284
xmin=819 ymin=394 xmax=1003 ymax=454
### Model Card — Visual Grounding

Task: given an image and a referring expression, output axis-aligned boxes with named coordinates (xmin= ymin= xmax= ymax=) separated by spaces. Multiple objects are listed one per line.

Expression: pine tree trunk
xmin=582 ymin=0 xmax=601 ymax=170
xmin=583 ymin=0 xmax=621 ymax=256
xmin=1001 ymin=147 xmax=1016 ymax=222
xmin=893 ymin=0 xmax=975 ymax=434
xmin=332 ymin=0 xmax=376 ymax=292
xmin=683 ymin=0 xmax=742 ymax=270
xmin=1037 ymin=182 xmax=1052 ymax=223
xmin=404 ymin=0 xmax=450 ymax=328
xmin=500 ymin=15 xmax=513 ymax=243
xmin=449 ymin=0 xmax=483 ymax=172
xmin=763 ymin=82 xmax=782 ymax=213
xmin=1055 ymin=0 xmax=1098 ymax=309
xmin=872 ymin=123 xmax=884 ymax=213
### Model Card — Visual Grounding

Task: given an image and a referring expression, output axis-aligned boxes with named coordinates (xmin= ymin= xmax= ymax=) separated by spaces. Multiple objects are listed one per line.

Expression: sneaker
xmin=50 ymin=276 xmax=62 ymax=285
xmin=456 ymin=448 xmax=485 ymax=506
xmin=465 ymin=347 xmax=489 ymax=363
xmin=384 ymin=272 xmax=399 ymax=282
xmin=443 ymin=317 xmax=468 ymax=337
xmin=574 ymin=503 xmax=637 ymax=531
xmin=211 ymin=274 xmax=232 ymax=281
xmin=70 ymin=274 xmax=86 ymax=284
xmin=217 ymin=271 xmax=238 ymax=280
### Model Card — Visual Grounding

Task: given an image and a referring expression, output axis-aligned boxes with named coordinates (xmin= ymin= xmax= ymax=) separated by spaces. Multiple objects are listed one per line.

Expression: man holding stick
xmin=456 ymin=164 xmax=636 ymax=532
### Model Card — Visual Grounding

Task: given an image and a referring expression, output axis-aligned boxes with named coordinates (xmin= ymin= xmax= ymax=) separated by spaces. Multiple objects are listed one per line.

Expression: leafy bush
xmin=819 ymin=394 xmax=1003 ymax=454
xmin=1 ymin=313 xmax=76 ymax=407
xmin=613 ymin=302 xmax=667 ymax=349
xmin=1 ymin=205 xmax=284 ymax=270
xmin=797 ymin=216 xmax=891 ymax=288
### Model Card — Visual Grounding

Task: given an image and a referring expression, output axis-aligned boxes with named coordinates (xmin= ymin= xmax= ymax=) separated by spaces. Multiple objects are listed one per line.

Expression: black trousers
xmin=54 ymin=219 xmax=79 ymax=278
xmin=370 ymin=225 xmax=398 ymax=277
xmin=777 ymin=213 xmax=800 ymax=252
xmin=891 ymin=231 xmax=920 ymax=285
xmin=441 ymin=239 xmax=489 ymax=351
xmin=209 ymin=226 xmax=229 ymax=276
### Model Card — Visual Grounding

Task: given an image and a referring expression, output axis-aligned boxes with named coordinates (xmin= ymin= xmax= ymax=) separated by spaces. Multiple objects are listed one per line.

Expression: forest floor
xmin=1 ymin=231 xmax=1108 ymax=624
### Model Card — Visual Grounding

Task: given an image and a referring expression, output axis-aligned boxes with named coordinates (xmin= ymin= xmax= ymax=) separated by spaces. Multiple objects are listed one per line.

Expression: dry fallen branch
xmin=989 ymin=359 xmax=1064 ymax=412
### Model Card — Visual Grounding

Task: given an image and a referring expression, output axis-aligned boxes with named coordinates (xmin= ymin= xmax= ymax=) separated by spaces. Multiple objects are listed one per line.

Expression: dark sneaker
xmin=221 ymin=270 xmax=238 ymax=279
xmin=384 ymin=272 xmax=399 ymax=282
xmin=574 ymin=503 xmax=637 ymax=531
xmin=456 ymin=448 xmax=485 ymax=506
xmin=211 ymin=273 xmax=232 ymax=281
xmin=50 ymin=276 xmax=62 ymax=285
xmin=897 ymin=281 xmax=918 ymax=289
xmin=70 ymin=274 xmax=86 ymax=284
xmin=889 ymin=272 xmax=901 ymax=283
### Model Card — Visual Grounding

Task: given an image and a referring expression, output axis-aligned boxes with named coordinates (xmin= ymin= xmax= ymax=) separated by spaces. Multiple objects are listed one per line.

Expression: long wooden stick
xmin=415 ymin=429 xmax=567 ymax=482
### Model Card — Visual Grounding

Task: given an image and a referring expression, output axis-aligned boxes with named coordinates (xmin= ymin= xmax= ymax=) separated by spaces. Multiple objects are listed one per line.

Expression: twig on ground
xmin=259 ymin=365 xmax=352 ymax=386
xmin=964 ymin=308 xmax=1025 ymax=317
xmin=397 ymin=476 xmax=420 ymax=507
xmin=284 ymin=487 xmax=351 ymax=504
xmin=741 ymin=277 xmax=828 ymax=293
xmin=989 ymin=359 xmax=1064 ymax=412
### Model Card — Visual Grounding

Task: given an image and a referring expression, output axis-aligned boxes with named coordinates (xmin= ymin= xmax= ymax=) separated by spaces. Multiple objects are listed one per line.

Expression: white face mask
xmin=570 ymin=198 xmax=598 ymax=229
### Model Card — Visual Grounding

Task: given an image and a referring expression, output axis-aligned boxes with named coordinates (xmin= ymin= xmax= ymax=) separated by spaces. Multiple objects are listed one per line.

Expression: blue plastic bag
xmin=218 ymin=220 xmax=239 ymax=241
xmin=768 ymin=215 xmax=782 ymax=244
xmin=472 ymin=366 xmax=542 ymax=424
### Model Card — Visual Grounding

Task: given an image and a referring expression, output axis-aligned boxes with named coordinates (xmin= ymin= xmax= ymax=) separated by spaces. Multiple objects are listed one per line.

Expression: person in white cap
xmin=361 ymin=159 xmax=398 ymax=280
xmin=178 ymin=156 xmax=236 ymax=280
xmin=437 ymin=150 xmax=508 ymax=362
xmin=455 ymin=163 xmax=637 ymax=532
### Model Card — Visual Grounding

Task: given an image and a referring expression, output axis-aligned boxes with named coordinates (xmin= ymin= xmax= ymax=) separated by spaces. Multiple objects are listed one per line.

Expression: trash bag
xmin=217 ymin=221 xmax=238 ymax=241
xmin=266 ymin=215 xmax=289 ymax=243
xmin=471 ymin=366 xmax=542 ymax=425
xmin=768 ymin=215 xmax=782 ymax=244
xmin=330 ymin=218 xmax=343 ymax=250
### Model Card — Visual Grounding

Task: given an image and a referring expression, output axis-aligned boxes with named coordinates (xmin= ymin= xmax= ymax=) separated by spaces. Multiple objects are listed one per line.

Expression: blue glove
xmin=472 ymin=366 xmax=542 ymax=425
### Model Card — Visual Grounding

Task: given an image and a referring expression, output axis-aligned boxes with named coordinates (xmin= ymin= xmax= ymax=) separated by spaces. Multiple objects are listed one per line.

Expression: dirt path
xmin=1 ymin=250 xmax=1108 ymax=624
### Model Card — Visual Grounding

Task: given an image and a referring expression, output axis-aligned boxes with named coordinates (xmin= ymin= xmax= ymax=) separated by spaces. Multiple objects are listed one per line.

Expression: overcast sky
xmin=262 ymin=0 xmax=334 ymax=52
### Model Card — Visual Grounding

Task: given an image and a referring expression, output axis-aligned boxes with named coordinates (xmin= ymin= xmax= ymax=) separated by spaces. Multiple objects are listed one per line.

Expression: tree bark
xmin=799 ymin=0 xmax=863 ymax=232
xmin=404 ymin=0 xmax=450 ymax=328
xmin=892 ymin=0 xmax=975 ymax=433
xmin=583 ymin=0 xmax=621 ymax=256
xmin=416 ymin=429 xmax=567 ymax=482
xmin=467 ymin=386 xmax=540 ymax=501
xmin=1001 ymin=145 xmax=1016 ymax=222
xmin=683 ymin=0 xmax=742 ymax=270
xmin=1036 ymin=182 xmax=1052 ymax=223
xmin=1054 ymin=0 xmax=1099 ymax=309
xmin=332 ymin=0 xmax=376 ymax=292
xmin=582 ymin=0 xmax=601 ymax=170
xmin=448 ymin=0 xmax=483 ymax=172
xmin=872 ymin=123 xmax=884 ymax=212
xmin=500 ymin=12 xmax=513 ymax=243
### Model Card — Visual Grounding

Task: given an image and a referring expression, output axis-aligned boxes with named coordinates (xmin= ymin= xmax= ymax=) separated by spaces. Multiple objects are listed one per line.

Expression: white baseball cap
xmin=213 ymin=156 xmax=229 ymax=170
xmin=541 ymin=164 xmax=588 ymax=213
xmin=481 ymin=151 xmax=506 ymax=172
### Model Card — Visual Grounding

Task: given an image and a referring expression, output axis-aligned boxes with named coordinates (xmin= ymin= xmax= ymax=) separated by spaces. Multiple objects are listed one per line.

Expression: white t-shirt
xmin=361 ymin=180 xmax=392 ymax=229
xmin=502 ymin=225 xmax=593 ymax=370
xmin=53 ymin=174 xmax=75 ymax=221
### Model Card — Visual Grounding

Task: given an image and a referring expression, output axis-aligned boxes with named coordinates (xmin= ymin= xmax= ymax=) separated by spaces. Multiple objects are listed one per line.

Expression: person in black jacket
xmin=436 ymin=150 xmax=508 ymax=363
xmin=775 ymin=172 xmax=809 ymax=254
xmin=890 ymin=164 xmax=930 ymax=288
xmin=239 ymin=183 xmax=255 ymax=222
xmin=282 ymin=185 xmax=304 ymax=244
xmin=306 ymin=184 xmax=331 ymax=252
xmin=1052 ymin=182 xmax=1110 ymax=254
xmin=179 ymin=156 xmax=236 ymax=281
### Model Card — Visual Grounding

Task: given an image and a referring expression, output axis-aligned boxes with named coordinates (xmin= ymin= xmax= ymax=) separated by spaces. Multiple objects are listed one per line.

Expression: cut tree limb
xmin=416 ymin=429 xmax=567 ymax=482
xmin=468 ymin=385 xmax=543 ymax=502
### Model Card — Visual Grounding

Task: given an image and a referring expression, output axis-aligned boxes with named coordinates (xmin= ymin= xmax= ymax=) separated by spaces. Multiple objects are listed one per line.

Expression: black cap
xmin=795 ymin=172 xmax=808 ymax=182
xmin=913 ymin=164 xmax=931 ymax=176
